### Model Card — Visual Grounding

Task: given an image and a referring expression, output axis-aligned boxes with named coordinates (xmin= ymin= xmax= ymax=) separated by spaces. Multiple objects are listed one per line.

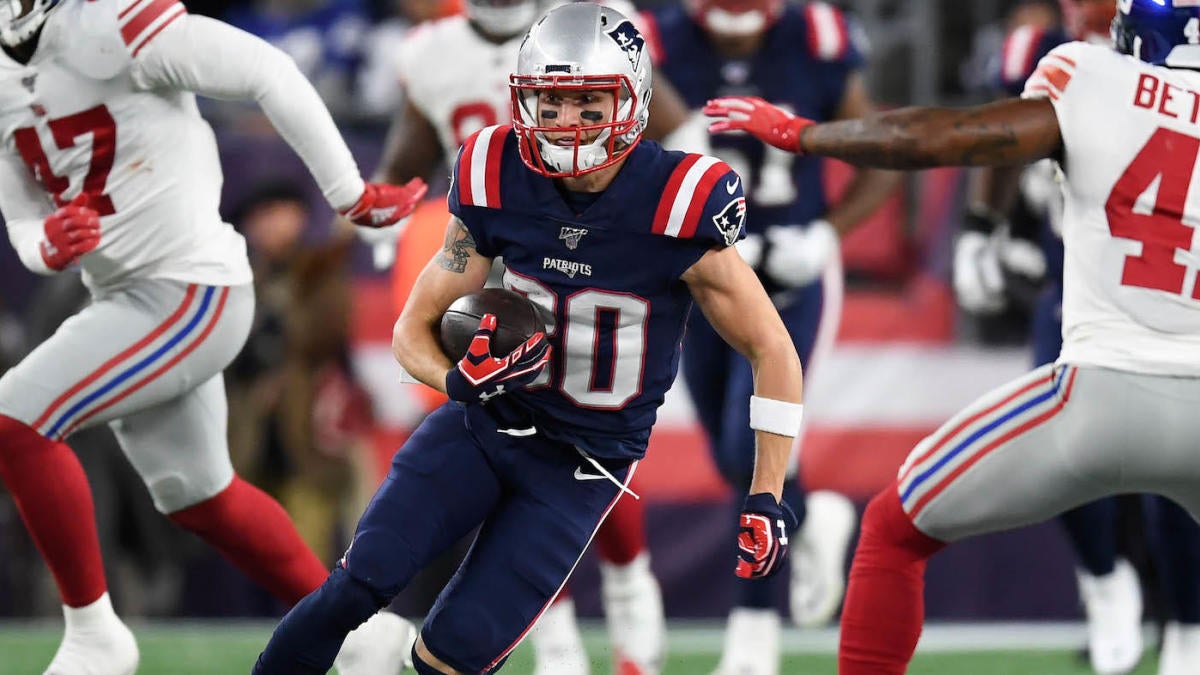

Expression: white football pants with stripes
xmin=898 ymin=363 xmax=1200 ymax=541
xmin=0 ymin=279 xmax=253 ymax=513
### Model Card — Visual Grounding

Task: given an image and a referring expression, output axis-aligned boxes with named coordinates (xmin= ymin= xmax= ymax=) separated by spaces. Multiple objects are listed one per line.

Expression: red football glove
xmin=444 ymin=314 xmax=552 ymax=405
xmin=735 ymin=493 xmax=798 ymax=579
xmin=704 ymin=96 xmax=815 ymax=155
xmin=40 ymin=194 xmax=101 ymax=271
xmin=340 ymin=179 xmax=428 ymax=228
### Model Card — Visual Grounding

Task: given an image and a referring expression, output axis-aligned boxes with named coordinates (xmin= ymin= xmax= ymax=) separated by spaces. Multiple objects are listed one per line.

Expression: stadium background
xmin=0 ymin=0 xmax=1170 ymax=671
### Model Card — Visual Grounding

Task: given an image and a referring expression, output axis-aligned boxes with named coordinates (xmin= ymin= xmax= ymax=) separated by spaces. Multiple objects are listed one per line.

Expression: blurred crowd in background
xmin=0 ymin=0 xmax=1100 ymax=623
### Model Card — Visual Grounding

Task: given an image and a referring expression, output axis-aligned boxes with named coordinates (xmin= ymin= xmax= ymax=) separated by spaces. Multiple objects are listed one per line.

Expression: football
xmin=439 ymin=288 xmax=548 ymax=361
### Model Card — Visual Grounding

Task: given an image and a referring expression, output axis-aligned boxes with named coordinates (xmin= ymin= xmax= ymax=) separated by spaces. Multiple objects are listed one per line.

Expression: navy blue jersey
xmin=643 ymin=2 xmax=863 ymax=231
xmin=448 ymin=126 xmax=747 ymax=461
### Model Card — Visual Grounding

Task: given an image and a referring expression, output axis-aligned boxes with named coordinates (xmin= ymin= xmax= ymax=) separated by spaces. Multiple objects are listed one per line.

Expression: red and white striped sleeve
xmin=803 ymin=2 xmax=852 ymax=62
xmin=117 ymin=0 xmax=187 ymax=58
xmin=1023 ymin=43 xmax=1082 ymax=102
xmin=451 ymin=125 xmax=510 ymax=211
xmin=652 ymin=154 xmax=744 ymax=246
xmin=1000 ymin=25 xmax=1047 ymax=91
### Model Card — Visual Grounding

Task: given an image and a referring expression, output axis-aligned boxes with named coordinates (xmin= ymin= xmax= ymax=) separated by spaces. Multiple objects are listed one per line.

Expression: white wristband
xmin=749 ymin=396 xmax=804 ymax=437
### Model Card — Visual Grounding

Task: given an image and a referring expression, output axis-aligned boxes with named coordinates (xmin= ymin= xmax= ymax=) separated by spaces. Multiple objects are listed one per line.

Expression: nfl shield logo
xmin=559 ymin=226 xmax=588 ymax=250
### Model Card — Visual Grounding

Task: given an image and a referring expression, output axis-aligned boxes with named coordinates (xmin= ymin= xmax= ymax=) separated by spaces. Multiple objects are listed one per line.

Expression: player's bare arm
xmin=709 ymin=95 xmax=1063 ymax=170
xmin=378 ymin=97 xmax=444 ymax=185
xmin=392 ymin=216 xmax=493 ymax=392
xmin=823 ymin=73 xmax=902 ymax=234
xmin=803 ymin=98 xmax=1063 ymax=170
xmin=682 ymin=246 xmax=802 ymax=501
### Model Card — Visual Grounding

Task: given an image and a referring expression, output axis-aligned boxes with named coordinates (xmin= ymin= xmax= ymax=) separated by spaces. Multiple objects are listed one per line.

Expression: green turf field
xmin=0 ymin=623 xmax=1162 ymax=674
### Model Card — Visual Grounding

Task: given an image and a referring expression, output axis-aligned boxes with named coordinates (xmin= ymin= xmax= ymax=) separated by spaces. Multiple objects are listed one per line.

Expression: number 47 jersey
xmin=449 ymin=126 xmax=747 ymax=461
xmin=0 ymin=0 xmax=251 ymax=290
xmin=1023 ymin=42 xmax=1200 ymax=376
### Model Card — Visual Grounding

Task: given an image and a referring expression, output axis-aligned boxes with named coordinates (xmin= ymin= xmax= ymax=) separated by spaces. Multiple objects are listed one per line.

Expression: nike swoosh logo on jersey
xmin=574 ymin=466 xmax=607 ymax=481
xmin=726 ymin=177 xmax=740 ymax=194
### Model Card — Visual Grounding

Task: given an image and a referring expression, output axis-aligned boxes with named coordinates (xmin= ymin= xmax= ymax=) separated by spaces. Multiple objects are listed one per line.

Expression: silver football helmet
xmin=0 ymin=0 xmax=59 ymax=47
xmin=509 ymin=3 xmax=653 ymax=178
xmin=465 ymin=0 xmax=540 ymax=40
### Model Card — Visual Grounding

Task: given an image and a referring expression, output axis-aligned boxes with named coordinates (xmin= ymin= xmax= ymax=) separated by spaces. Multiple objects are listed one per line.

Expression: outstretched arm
xmin=707 ymin=96 xmax=1063 ymax=170
xmin=130 ymin=14 xmax=425 ymax=224
xmin=804 ymin=98 xmax=1062 ymax=169
xmin=822 ymin=73 xmax=902 ymax=234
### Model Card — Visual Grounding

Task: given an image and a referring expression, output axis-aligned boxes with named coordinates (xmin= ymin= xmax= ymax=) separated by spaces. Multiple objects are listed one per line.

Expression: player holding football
xmin=637 ymin=2 xmax=900 ymax=671
xmin=0 ymin=0 xmax=425 ymax=673
xmin=370 ymin=1 xmax=704 ymax=671
xmin=705 ymin=1 xmax=1200 ymax=673
xmin=254 ymin=4 xmax=803 ymax=674
xmin=958 ymin=2 xmax=1200 ymax=671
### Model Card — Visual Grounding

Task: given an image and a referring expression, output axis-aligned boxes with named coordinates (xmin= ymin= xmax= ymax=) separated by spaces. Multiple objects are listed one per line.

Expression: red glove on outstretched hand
xmin=340 ymin=179 xmax=428 ymax=228
xmin=704 ymin=96 xmax=815 ymax=155
xmin=40 ymin=195 xmax=100 ymax=271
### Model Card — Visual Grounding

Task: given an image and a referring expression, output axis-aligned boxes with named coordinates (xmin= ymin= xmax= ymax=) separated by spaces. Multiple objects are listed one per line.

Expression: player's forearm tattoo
xmin=437 ymin=220 xmax=477 ymax=273
xmin=803 ymin=100 xmax=1060 ymax=170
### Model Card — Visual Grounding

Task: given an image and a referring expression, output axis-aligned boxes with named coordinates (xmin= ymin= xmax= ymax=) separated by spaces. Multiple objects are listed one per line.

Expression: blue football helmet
xmin=1113 ymin=0 xmax=1200 ymax=68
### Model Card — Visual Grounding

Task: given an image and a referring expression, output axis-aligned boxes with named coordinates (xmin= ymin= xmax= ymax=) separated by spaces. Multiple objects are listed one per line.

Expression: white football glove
xmin=762 ymin=219 xmax=839 ymax=289
xmin=953 ymin=229 xmax=1007 ymax=315
xmin=354 ymin=216 xmax=410 ymax=270
xmin=953 ymin=213 xmax=1048 ymax=315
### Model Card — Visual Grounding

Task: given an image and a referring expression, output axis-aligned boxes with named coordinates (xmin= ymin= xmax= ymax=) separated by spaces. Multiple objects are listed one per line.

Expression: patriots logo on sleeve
xmin=713 ymin=197 xmax=747 ymax=246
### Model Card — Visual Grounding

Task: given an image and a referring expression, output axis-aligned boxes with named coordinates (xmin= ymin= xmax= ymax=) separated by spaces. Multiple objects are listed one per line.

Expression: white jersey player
xmin=0 ymin=0 xmax=425 ymax=673
xmin=704 ymin=0 xmax=1200 ymax=673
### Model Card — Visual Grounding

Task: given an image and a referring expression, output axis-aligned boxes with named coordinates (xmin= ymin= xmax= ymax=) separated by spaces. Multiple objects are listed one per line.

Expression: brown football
xmin=439 ymin=288 xmax=548 ymax=360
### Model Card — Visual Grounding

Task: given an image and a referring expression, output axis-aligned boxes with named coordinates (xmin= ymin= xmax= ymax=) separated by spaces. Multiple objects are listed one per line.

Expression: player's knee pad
xmin=146 ymin=469 xmax=234 ymax=514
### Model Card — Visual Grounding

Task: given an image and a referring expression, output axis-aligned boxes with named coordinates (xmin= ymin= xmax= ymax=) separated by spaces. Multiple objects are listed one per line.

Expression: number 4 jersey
xmin=1023 ymin=42 xmax=1200 ymax=376
xmin=449 ymin=126 xmax=746 ymax=460
xmin=0 ymin=0 xmax=366 ymax=290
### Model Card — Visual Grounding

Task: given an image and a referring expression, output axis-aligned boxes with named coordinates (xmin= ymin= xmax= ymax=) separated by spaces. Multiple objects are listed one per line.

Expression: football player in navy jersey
xmin=638 ymin=1 xmax=900 ymax=671
xmin=958 ymin=2 xmax=1200 ymax=672
xmin=254 ymin=5 xmax=805 ymax=674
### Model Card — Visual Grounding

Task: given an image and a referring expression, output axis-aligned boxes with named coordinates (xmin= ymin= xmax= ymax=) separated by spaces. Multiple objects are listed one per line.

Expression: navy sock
xmin=1145 ymin=496 xmax=1200 ymax=623
xmin=1059 ymin=499 xmax=1117 ymax=577
xmin=736 ymin=476 xmax=808 ymax=610
xmin=253 ymin=565 xmax=386 ymax=674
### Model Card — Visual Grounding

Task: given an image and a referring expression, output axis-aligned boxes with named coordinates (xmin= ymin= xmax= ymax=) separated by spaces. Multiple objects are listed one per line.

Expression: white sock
xmin=63 ymin=592 xmax=119 ymax=633
xmin=599 ymin=550 xmax=652 ymax=586
xmin=720 ymin=607 xmax=780 ymax=673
